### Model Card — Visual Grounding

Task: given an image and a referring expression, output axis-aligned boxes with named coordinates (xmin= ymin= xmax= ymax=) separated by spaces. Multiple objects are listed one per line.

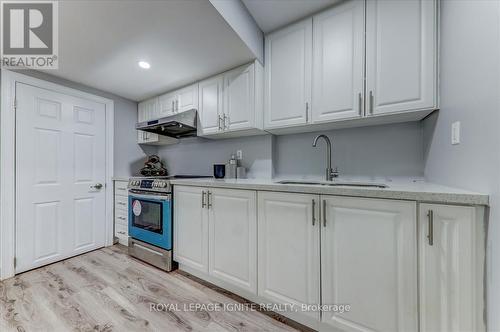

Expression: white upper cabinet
xmin=224 ymin=63 xmax=255 ymax=132
xmin=419 ymin=204 xmax=485 ymax=332
xmin=137 ymin=97 xmax=159 ymax=144
xmin=198 ymin=61 xmax=264 ymax=137
xmin=158 ymin=84 xmax=198 ymax=117
xmin=312 ymin=0 xmax=365 ymax=122
xmin=265 ymin=18 xmax=312 ymax=129
xmin=158 ymin=91 xmax=177 ymax=118
xmin=176 ymin=84 xmax=199 ymax=113
xmin=365 ymin=0 xmax=437 ymax=115
xmin=321 ymin=196 xmax=418 ymax=332
xmin=198 ymin=75 xmax=224 ymax=135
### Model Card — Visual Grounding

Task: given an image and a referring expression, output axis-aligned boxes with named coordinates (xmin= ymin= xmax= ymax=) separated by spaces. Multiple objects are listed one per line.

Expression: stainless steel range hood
xmin=136 ymin=109 xmax=198 ymax=138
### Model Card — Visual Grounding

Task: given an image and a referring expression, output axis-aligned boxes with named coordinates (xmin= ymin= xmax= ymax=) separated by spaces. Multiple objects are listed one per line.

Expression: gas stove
xmin=128 ymin=175 xmax=210 ymax=193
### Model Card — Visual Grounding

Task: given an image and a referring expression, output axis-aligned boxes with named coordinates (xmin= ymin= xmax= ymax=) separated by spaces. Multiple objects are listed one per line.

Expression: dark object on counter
xmin=140 ymin=155 xmax=168 ymax=177
xmin=213 ymin=164 xmax=225 ymax=179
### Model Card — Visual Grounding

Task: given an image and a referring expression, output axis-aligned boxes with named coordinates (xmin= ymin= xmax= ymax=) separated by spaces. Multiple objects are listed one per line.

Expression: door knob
xmin=93 ymin=183 xmax=103 ymax=190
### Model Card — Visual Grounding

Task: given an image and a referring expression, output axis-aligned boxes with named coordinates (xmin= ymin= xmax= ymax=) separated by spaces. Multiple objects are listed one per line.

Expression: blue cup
xmin=213 ymin=164 xmax=225 ymax=179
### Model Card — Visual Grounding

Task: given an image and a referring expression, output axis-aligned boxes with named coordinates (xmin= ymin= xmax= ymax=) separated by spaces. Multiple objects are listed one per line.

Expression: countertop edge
xmin=169 ymin=179 xmax=489 ymax=206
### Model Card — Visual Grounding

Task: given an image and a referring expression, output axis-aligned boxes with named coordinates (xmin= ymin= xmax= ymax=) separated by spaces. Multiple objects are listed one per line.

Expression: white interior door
xmin=15 ymin=83 xmax=107 ymax=273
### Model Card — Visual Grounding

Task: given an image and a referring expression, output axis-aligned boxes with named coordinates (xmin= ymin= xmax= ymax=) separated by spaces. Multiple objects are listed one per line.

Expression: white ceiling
xmin=43 ymin=0 xmax=255 ymax=101
xmin=242 ymin=0 xmax=341 ymax=33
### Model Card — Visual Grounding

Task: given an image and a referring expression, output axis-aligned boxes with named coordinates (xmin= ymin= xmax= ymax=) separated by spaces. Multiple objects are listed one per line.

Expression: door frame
xmin=0 ymin=69 xmax=115 ymax=280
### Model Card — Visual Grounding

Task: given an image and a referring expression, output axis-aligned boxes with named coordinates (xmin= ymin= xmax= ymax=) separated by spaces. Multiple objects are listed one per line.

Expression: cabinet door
xmin=258 ymin=192 xmax=320 ymax=323
xmin=312 ymin=0 xmax=365 ymax=122
xmin=265 ymin=18 xmax=312 ymax=129
xmin=158 ymin=92 xmax=177 ymax=117
xmin=173 ymin=186 xmax=208 ymax=273
xmin=208 ymin=189 xmax=257 ymax=294
xmin=321 ymin=196 xmax=417 ymax=332
xmin=137 ymin=98 xmax=159 ymax=143
xmin=419 ymin=204 xmax=485 ymax=332
xmin=198 ymin=75 xmax=223 ymax=135
xmin=365 ymin=0 xmax=437 ymax=115
xmin=176 ymin=84 xmax=199 ymax=113
xmin=224 ymin=63 xmax=255 ymax=131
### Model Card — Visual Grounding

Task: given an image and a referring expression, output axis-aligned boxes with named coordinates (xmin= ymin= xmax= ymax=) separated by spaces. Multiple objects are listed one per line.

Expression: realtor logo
xmin=1 ymin=0 xmax=58 ymax=68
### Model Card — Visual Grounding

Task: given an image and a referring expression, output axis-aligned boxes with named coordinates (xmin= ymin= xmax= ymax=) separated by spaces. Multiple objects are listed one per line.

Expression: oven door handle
xmin=129 ymin=193 xmax=171 ymax=201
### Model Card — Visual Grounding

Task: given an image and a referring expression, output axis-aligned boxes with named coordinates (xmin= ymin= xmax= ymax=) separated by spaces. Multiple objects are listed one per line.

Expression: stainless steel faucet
xmin=312 ymin=134 xmax=339 ymax=181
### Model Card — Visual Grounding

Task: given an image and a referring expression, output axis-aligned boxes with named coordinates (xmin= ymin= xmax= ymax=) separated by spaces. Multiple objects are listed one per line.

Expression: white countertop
xmin=170 ymin=177 xmax=489 ymax=206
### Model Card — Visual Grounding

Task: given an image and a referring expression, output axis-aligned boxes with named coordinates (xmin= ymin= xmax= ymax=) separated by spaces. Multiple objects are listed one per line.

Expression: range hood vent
xmin=136 ymin=109 xmax=198 ymax=138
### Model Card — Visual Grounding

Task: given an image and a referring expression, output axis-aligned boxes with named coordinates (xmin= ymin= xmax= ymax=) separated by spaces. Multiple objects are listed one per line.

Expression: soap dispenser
xmin=226 ymin=154 xmax=238 ymax=179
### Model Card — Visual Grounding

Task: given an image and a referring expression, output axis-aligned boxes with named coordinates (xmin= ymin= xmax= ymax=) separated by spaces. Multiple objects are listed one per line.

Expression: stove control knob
xmin=161 ymin=182 xmax=167 ymax=188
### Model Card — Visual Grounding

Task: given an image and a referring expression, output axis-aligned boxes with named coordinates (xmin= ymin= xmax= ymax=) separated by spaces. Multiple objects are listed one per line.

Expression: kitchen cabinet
xmin=158 ymin=91 xmax=177 ymax=117
xmin=137 ymin=98 xmax=160 ymax=144
xmin=263 ymin=0 xmax=438 ymax=134
xmin=174 ymin=186 xmax=257 ymax=295
xmin=176 ymin=84 xmax=199 ymax=113
xmin=365 ymin=0 xmax=437 ymax=115
xmin=198 ymin=62 xmax=264 ymax=137
xmin=198 ymin=75 xmax=224 ymax=136
xmin=113 ymin=180 xmax=129 ymax=245
xmin=257 ymin=191 xmax=320 ymax=327
xmin=159 ymin=84 xmax=199 ymax=117
xmin=418 ymin=204 xmax=485 ymax=332
xmin=321 ymin=196 xmax=418 ymax=331
xmin=208 ymin=188 xmax=257 ymax=294
xmin=312 ymin=0 xmax=365 ymax=122
xmin=173 ymin=186 xmax=209 ymax=273
xmin=264 ymin=18 xmax=312 ymax=129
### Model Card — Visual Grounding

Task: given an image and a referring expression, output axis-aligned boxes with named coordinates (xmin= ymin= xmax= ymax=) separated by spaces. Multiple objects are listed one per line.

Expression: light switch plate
xmin=236 ymin=150 xmax=243 ymax=160
xmin=451 ymin=121 xmax=460 ymax=145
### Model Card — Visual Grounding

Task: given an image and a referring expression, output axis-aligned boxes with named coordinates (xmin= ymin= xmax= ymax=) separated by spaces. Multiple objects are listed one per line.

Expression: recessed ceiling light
xmin=138 ymin=61 xmax=150 ymax=69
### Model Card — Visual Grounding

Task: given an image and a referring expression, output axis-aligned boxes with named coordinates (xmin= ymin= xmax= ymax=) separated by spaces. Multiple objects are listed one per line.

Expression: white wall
xmin=13 ymin=70 xmax=155 ymax=177
xmin=423 ymin=1 xmax=500 ymax=330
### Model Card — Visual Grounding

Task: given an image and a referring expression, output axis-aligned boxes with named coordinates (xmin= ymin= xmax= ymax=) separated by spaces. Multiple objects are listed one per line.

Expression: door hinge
xmin=14 ymin=257 xmax=17 ymax=268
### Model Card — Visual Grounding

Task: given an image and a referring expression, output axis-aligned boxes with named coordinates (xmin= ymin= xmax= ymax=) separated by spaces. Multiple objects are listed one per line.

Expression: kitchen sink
xmin=275 ymin=180 xmax=388 ymax=189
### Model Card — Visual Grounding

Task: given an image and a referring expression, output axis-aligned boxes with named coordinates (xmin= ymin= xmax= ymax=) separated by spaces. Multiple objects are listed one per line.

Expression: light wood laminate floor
xmin=0 ymin=246 xmax=299 ymax=332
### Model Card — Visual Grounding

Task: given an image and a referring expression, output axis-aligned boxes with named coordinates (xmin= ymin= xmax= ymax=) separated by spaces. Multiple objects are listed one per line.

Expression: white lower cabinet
xmin=418 ymin=204 xmax=485 ymax=332
xmin=174 ymin=186 xmax=257 ymax=295
xmin=258 ymin=192 xmax=320 ymax=327
xmin=173 ymin=186 xmax=485 ymax=332
xmin=209 ymin=189 xmax=257 ymax=294
xmin=321 ymin=196 xmax=418 ymax=332
xmin=173 ymin=186 xmax=209 ymax=273
xmin=113 ymin=180 xmax=129 ymax=245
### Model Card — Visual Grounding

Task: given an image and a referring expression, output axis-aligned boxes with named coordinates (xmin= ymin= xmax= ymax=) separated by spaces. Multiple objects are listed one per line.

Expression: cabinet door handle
xmin=218 ymin=115 xmax=222 ymax=131
xmin=369 ymin=90 xmax=374 ymax=114
xmin=207 ymin=191 xmax=212 ymax=209
xmin=201 ymin=191 xmax=207 ymax=208
xmin=358 ymin=92 xmax=363 ymax=116
xmin=175 ymin=99 xmax=179 ymax=112
xmin=427 ymin=210 xmax=434 ymax=246
xmin=322 ymin=200 xmax=327 ymax=227
xmin=223 ymin=114 xmax=229 ymax=130
xmin=306 ymin=102 xmax=309 ymax=122
xmin=312 ymin=199 xmax=316 ymax=226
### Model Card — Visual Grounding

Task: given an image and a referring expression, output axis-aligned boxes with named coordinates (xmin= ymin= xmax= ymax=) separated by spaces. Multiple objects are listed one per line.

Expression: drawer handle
xmin=117 ymin=231 xmax=126 ymax=235
xmin=118 ymin=217 xmax=126 ymax=220
xmin=117 ymin=202 xmax=127 ymax=206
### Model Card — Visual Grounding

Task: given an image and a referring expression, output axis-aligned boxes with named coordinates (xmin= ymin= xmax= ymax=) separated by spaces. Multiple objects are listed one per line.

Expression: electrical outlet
xmin=236 ymin=150 xmax=243 ymax=160
xmin=451 ymin=121 xmax=460 ymax=145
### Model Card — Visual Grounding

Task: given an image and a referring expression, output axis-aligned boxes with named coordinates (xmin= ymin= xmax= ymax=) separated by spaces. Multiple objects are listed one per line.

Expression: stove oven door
xmin=128 ymin=193 xmax=172 ymax=250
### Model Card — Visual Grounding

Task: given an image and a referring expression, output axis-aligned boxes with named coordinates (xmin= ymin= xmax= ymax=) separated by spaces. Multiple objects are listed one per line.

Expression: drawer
xmin=115 ymin=212 xmax=128 ymax=226
xmin=114 ymin=181 xmax=128 ymax=197
xmin=115 ymin=223 xmax=128 ymax=237
xmin=114 ymin=195 xmax=128 ymax=211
